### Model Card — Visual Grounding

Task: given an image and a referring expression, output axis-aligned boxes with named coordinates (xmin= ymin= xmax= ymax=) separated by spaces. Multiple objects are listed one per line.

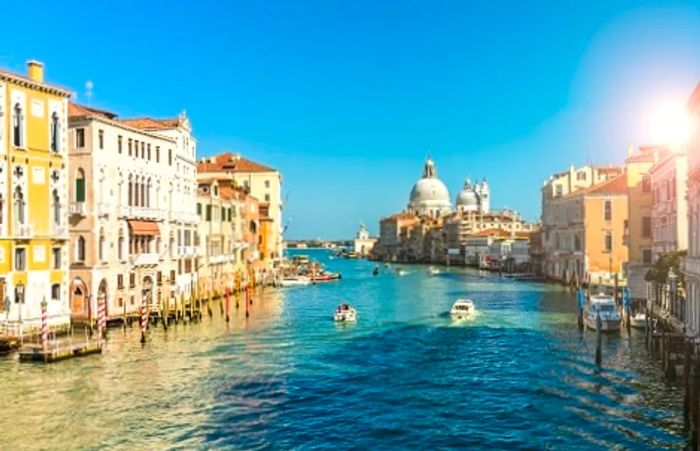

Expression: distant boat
xmin=311 ymin=272 xmax=342 ymax=283
xmin=396 ymin=268 xmax=407 ymax=276
xmin=372 ymin=266 xmax=380 ymax=276
xmin=427 ymin=267 xmax=440 ymax=276
xmin=584 ymin=294 xmax=621 ymax=332
xmin=334 ymin=303 xmax=357 ymax=322
xmin=450 ymin=299 xmax=476 ymax=320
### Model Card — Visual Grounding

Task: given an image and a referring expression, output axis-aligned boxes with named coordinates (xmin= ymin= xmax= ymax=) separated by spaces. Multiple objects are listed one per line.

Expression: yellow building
xmin=625 ymin=145 xmax=668 ymax=301
xmin=0 ymin=61 xmax=72 ymax=335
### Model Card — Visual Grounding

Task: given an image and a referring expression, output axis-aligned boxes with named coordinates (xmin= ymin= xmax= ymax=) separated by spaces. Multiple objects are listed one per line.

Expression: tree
xmin=645 ymin=250 xmax=687 ymax=287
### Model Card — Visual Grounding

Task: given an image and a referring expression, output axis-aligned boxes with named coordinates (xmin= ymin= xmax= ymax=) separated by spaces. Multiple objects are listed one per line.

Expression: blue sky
xmin=3 ymin=1 xmax=700 ymax=239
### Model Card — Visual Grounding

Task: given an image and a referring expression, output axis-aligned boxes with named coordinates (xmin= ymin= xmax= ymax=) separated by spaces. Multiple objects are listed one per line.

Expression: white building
xmin=684 ymin=84 xmax=700 ymax=337
xmin=650 ymin=151 xmax=688 ymax=258
xmin=68 ymin=104 xmax=199 ymax=321
xmin=353 ymin=223 xmax=377 ymax=256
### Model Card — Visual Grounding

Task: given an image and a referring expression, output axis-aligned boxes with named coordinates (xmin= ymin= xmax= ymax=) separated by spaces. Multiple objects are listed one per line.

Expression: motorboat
xmin=311 ymin=272 xmax=342 ymax=283
xmin=396 ymin=268 xmax=407 ymax=276
xmin=450 ymin=299 xmax=476 ymax=320
xmin=334 ymin=304 xmax=357 ymax=322
xmin=584 ymin=294 xmax=621 ymax=332
xmin=279 ymin=276 xmax=311 ymax=287
xmin=427 ymin=267 xmax=440 ymax=276
xmin=630 ymin=312 xmax=647 ymax=329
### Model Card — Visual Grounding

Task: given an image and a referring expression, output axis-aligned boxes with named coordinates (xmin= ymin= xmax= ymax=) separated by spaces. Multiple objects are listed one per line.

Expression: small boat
xmin=427 ymin=267 xmax=440 ymax=276
xmin=450 ymin=299 xmax=476 ymax=320
xmin=384 ymin=263 xmax=390 ymax=268
xmin=630 ymin=312 xmax=647 ymax=329
xmin=584 ymin=294 xmax=621 ymax=332
xmin=279 ymin=276 xmax=311 ymax=287
xmin=311 ymin=272 xmax=342 ymax=283
xmin=372 ymin=266 xmax=380 ymax=276
xmin=334 ymin=303 xmax=357 ymax=322
xmin=396 ymin=268 xmax=407 ymax=276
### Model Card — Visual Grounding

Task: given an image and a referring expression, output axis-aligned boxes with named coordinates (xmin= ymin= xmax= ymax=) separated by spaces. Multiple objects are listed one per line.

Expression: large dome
xmin=407 ymin=157 xmax=452 ymax=218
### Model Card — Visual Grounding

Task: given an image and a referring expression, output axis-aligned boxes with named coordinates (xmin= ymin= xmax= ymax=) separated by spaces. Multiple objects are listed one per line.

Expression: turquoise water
xmin=0 ymin=248 xmax=687 ymax=449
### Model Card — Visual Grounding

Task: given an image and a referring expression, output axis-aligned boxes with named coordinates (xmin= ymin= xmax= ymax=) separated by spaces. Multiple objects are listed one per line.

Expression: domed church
xmin=407 ymin=157 xmax=453 ymax=218
xmin=456 ymin=178 xmax=490 ymax=213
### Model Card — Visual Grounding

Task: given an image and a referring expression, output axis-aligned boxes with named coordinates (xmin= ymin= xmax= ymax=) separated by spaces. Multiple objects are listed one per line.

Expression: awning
xmin=128 ymin=220 xmax=159 ymax=236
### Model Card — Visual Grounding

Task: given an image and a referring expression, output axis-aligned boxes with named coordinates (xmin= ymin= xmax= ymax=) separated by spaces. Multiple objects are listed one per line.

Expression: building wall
xmin=0 ymin=69 xmax=71 ymax=331
xmin=583 ymin=195 xmax=628 ymax=282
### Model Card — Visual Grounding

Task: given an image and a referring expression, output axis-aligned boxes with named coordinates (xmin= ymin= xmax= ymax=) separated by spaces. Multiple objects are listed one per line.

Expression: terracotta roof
xmin=68 ymin=102 xmax=118 ymax=120
xmin=382 ymin=211 xmax=418 ymax=222
xmin=565 ymin=173 xmax=627 ymax=198
xmin=0 ymin=67 xmax=72 ymax=97
xmin=120 ymin=117 xmax=175 ymax=130
xmin=198 ymin=152 xmax=277 ymax=173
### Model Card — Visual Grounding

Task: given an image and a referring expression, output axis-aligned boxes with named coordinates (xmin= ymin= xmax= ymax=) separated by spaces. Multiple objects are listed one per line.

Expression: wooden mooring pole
xmin=595 ymin=312 xmax=602 ymax=367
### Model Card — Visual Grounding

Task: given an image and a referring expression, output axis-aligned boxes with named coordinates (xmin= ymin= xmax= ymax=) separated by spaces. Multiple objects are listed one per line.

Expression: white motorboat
xmin=427 ymin=267 xmax=440 ymax=276
xmin=450 ymin=299 xmax=476 ymax=320
xmin=334 ymin=304 xmax=357 ymax=322
xmin=279 ymin=276 xmax=311 ymax=287
xmin=584 ymin=294 xmax=621 ymax=332
xmin=396 ymin=268 xmax=407 ymax=276
xmin=630 ymin=312 xmax=647 ymax=329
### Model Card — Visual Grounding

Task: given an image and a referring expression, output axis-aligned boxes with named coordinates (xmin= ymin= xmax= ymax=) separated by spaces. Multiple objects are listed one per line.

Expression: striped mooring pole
xmin=97 ymin=301 xmax=106 ymax=339
xmin=40 ymin=297 xmax=48 ymax=350
xmin=140 ymin=303 xmax=147 ymax=344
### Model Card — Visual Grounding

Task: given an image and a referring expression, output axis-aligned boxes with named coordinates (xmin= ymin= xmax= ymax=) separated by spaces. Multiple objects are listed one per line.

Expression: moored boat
xmin=333 ymin=304 xmax=357 ymax=322
xmin=584 ymin=294 xmax=621 ymax=332
xmin=450 ymin=299 xmax=476 ymax=320
xmin=279 ymin=276 xmax=311 ymax=287
xmin=630 ymin=312 xmax=647 ymax=329
xmin=311 ymin=272 xmax=342 ymax=283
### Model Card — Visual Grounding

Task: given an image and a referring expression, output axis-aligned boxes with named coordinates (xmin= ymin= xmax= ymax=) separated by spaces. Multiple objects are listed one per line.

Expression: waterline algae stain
xmin=0 ymin=249 xmax=687 ymax=449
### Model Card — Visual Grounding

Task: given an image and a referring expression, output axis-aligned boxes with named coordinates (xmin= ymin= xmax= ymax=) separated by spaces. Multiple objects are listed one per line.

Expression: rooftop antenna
xmin=85 ymin=80 xmax=94 ymax=106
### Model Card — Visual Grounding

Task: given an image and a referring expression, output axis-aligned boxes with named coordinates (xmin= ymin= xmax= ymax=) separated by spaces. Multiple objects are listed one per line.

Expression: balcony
xmin=97 ymin=202 xmax=111 ymax=218
xmin=683 ymin=256 xmax=700 ymax=278
xmin=170 ymin=210 xmax=200 ymax=224
xmin=69 ymin=202 xmax=86 ymax=216
xmin=15 ymin=223 xmax=32 ymax=238
xmin=130 ymin=253 xmax=159 ymax=267
xmin=178 ymin=246 xmax=197 ymax=256
xmin=118 ymin=206 xmax=165 ymax=221
xmin=209 ymin=254 xmax=230 ymax=264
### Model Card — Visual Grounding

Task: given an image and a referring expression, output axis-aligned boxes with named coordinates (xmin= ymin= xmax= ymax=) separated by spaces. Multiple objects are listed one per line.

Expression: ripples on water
xmin=0 ymin=249 xmax=688 ymax=450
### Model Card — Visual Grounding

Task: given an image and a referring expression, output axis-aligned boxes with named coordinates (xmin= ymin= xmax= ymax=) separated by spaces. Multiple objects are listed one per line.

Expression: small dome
xmin=456 ymin=189 xmax=479 ymax=207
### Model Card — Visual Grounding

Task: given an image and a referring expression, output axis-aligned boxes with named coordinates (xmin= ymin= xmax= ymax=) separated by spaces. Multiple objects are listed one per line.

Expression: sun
xmin=646 ymin=99 xmax=692 ymax=148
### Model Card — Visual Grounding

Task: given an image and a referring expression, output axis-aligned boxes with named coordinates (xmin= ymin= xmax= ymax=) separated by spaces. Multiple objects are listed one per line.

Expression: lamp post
xmin=668 ymin=268 xmax=678 ymax=318
xmin=16 ymin=282 xmax=24 ymax=339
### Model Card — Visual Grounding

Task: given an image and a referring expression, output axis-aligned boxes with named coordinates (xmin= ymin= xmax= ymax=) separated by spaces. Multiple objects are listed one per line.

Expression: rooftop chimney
xmin=27 ymin=60 xmax=44 ymax=83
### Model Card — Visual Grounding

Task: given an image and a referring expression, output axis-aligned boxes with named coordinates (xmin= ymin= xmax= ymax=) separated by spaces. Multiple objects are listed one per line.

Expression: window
xmin=14 ymin=247 xmax=26 ymax=271
xmin=604 ymin=231 xmax=613 ymax=253
xmin=75 ymin=169 xmax=86 ymax=202
xmin=128 ymin=138 xmax=133 ymax=156
xmin=118 ymin=236 xmax=124 ymax=260
xmin=170 ymin=270 xmax=176 ymax=283
xmin=99 ymin=231 xmax=105 ymax=262
xmin=141 ymin=141 xmax=145 ymax=158
xmin=51 ymin=284 xmax=60 ymax=302
xmin=206 ymin=205 xmax=212 ymax=221
xmin=156 ymin=146 xmax=160 ymax=163
xmin=134 ymin=140 xmax=139 ymax=157
xmin=642 ymin=217 xmax=652 ymax=238
xmin=157 ymin=271 xmax=162 ymax=285
xmin=197 ymin=203 xmax=202 ymax=216
xmin=265 ymin=180 xmax=270 ymax=188
xmin=265 ymin=194 xmax=270 ymax=202
xmin=13 ymin=103 xmax=24 ymax=148
xmin=213 ymin=185 xmax=218 ymax=196
xmin=642 ymin=176 xmax=651 ymax=193
xmin=168 ymin=149 xmax=172 ymax=165
xmin=117 ymin=274 xmax=124 ymax=289
xmin=52 ymin=247 xmax=61 ymax=269
xmin=52 ymin=189 xmax=61 ymax=226
xmin=555 ymin=185 xmax=563 ymax=197
xmin=50 ymin=112 xmax=60 ymax=152
xmin=129 ymin=273 xmax=135 ymax=288
xmin=98 ymin=129 xmax=104 ymax=149
xmin=643 ymin=249 xmax=653 ymax=264
xmin=576 ymin=171 xmax=587 ymax=181
xmin=14 ymin=186 xmax=25 ymax=225
xmin=604 ymin=200 xmax=612 ymax=221
xmin=76 ymin=236 xmax=86 ymax=262
xmin=75 ymin=128 xmax=85 ymax=148
xmin=118 ymin=135 xmax=123 ymax=154
xmin=147 ymin=144 xmax=151 ymax=161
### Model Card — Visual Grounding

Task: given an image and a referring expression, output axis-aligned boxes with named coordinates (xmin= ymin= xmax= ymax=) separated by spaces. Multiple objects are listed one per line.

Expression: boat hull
xmin=584 ymin=317 xmax=621 ymax=332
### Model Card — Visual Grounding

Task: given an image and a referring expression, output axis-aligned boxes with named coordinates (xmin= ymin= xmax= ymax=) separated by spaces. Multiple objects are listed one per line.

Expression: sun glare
xmin=646 ymin=99 xmax=692 ymax=148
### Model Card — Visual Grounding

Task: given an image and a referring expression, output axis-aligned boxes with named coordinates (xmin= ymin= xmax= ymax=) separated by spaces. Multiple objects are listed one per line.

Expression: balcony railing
xmin=97 ymin=202 xmax=111 ymax=218
xmin=209 ymin=254 xmax=230 ymax=264
xmin=178 ymin=246 xmax=197 ymax=256
xmin=69 ymin=202 xmax=86 ymax=216
xmin=170 ymin=210 xmax=199 ymax=224
xmin=130 ymin=253 xmax=159 ymax=267
xmin=15 ymin=223 xmax=32 ymax=238
xmin=118 ymin=206 xmax=165 ymax=221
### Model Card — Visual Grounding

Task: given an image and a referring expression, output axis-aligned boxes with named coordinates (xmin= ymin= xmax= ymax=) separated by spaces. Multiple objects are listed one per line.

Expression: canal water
xmin=0 ymin=248 xmax=688 ymax=450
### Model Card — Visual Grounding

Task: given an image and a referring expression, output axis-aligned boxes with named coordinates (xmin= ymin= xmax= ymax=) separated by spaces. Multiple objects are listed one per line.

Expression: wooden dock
xmin=18 ymin=339 xmax=103 ymax=363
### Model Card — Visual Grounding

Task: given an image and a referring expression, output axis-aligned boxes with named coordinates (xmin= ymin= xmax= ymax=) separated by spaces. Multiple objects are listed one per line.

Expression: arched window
xmin=52 ymin=189 xmax=61 ymax=225
xmin=134 ymin=177 xmax=140 ymax=206
xmin=249 ymin=220 xmax=257 ymax=234
xmin=14 ymin=186 xmax=25 ymax=225
xmin=50 ymin=112 xmax=60 ymax=152
xmin=140 ymin=181 xmax=145 ymax=207
xmin=147 ymin=178 xmax=151 ymax=207
xmin=12 ymin=103 xmax=23 ymax=148
xmin=75 ymin=169 xmax=86 ymax=202
xmin=128 ymin=175 xmax=133 ymax=206
xmin=51 ymin=284 xmax=61 ymax=302
xmin=76 ymin=236 xmax=86 ymax=262
xmin=118 ymin=233 xmax=125 ymax=260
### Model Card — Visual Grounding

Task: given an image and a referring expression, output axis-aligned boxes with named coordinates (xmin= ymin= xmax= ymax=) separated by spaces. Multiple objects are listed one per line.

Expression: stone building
xmin=683 ymin=83 xmax=700 ymax=337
